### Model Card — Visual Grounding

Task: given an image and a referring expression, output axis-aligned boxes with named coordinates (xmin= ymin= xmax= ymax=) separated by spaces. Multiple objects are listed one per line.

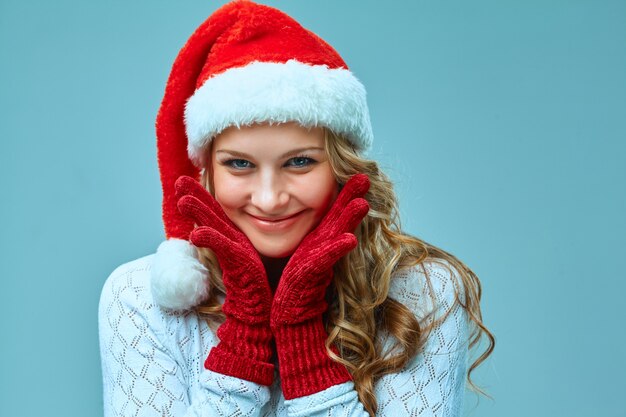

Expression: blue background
xmin=1 ymin=1 xmax=624 ymax=416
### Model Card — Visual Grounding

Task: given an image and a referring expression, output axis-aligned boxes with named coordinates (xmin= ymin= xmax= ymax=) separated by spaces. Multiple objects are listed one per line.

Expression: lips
xmin=246 ymin=211 xmax=304 ymax=231
xmin=249 ymin=212 xmax=302 ymax=222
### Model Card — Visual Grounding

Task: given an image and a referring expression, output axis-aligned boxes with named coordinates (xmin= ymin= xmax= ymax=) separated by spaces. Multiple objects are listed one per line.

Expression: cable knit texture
xmin=99 ymin=255 xmax=469 ymax=416
xmin=270 ymin=173 xmax=369 ymax=399
xmin=176 ymin=175 xmax=275 ymax=386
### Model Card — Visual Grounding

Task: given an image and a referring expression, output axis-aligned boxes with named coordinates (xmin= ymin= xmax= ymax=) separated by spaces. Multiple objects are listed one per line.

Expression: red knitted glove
xmin=176 ymin=176 xmax=274 ymax=386
xmin=270 ymin=173 xmax=370 ymax=399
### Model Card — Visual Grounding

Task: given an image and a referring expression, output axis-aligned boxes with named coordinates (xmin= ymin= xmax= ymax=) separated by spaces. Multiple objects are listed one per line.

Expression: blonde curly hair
xmin=195 ymin=128 xmax=494 ymax=416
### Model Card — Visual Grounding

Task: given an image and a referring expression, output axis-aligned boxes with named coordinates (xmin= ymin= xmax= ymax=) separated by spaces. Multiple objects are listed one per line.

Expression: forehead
xmin=213 ymin=123 xmax=325 ymax=153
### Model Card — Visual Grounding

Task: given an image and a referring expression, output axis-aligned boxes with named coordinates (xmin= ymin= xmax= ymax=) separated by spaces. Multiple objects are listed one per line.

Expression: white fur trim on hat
xmin=184 ymin=59 xmax=373 ymax=166
xmin=151 ymin=239 xmax=210 ymax=311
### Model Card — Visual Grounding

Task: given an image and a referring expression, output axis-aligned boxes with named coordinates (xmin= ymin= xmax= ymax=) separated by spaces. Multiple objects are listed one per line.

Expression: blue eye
xmin=286 ymin=156 xmax=316 ymax=168
xmin=225 ymin=159 xmax=253 ymax=169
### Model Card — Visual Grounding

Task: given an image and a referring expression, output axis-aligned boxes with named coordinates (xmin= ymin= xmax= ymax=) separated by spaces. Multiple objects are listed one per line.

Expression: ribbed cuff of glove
xmin=205 ymin=318 xmax=275 ymax=386
xmin=273 ymin=317 xmax=352 ymax=399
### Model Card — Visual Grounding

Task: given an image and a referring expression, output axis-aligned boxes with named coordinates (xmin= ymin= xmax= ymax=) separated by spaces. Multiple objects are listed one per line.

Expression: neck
xmin=261 ymin=255 xmax=290 ymax=292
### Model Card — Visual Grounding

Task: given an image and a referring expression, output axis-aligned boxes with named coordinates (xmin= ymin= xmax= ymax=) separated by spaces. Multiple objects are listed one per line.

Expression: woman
xmin=98 ymin=1 xmax=494 ymax=416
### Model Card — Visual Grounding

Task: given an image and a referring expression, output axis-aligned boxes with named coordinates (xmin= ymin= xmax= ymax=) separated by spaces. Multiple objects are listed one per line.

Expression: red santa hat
xmin=151 ymin=0 xmax=373 ymax=310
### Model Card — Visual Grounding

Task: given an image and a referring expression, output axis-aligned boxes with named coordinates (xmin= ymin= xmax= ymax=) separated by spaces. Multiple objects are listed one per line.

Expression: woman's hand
xmin=176 ymin=175 xmax=275 ymax=386
xmin=176 ymin=176 xmax=271 ymax=323
xmin=270 ymin=173 xmax=370 ymax=399
xmin=271 ymin=173 xmax=370 ymax=325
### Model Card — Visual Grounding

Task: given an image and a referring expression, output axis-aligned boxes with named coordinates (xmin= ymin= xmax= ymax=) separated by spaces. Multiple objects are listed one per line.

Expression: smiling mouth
xmin=249 ymin=212 xmax=303 ymax=222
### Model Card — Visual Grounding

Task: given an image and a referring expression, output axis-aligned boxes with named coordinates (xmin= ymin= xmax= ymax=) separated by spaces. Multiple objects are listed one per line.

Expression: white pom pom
xmin=151 ymin=239 xmax=210 ymax=311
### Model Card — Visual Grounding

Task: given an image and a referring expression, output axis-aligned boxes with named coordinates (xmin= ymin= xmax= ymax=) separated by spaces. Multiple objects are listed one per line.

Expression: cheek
xmin=212 ymin=169 xmax=247 ymax=210
xmin=297 ymin=170 xmax=338 ymax=216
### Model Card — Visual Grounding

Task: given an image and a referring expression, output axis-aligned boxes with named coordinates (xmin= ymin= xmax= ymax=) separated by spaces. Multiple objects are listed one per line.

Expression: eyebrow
xmin=215 ymin=147 xmax=325 ymax=159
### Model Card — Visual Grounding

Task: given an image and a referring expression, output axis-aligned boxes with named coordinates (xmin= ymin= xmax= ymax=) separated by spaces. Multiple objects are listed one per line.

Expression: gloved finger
xmin=319 ymin=173 xmax=370 ymax=229
xmin=290 ymin=233 xmax=357 ymax=277
xmin=334 ymin=198 xmax=369 ymax=234
xmin=177 ymin=195 xmax=241 ymax=241
xmin=175 ymin=175 xmax=234 ymax=227
xmin=312 ymin=233 xmax=358 ymax=273
xmin=190 ymin=227 xmax=262 ymax=273
xmin=189 ymin=226 xmax=240 ymax=261
xmin=177 ymin=194 xmax=214 ymax=226
xmin=335 ymin=173 xmax=370 ymax=210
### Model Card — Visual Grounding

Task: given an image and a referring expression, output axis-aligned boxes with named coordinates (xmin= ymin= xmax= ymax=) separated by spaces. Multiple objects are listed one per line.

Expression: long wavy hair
xmin=195 ymin=128 xmax=495 ymax=416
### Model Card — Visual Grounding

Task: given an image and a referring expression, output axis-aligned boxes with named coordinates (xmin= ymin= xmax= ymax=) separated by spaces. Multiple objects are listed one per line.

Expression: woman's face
xmin=211 ymin=123 xmax=339 ymax=258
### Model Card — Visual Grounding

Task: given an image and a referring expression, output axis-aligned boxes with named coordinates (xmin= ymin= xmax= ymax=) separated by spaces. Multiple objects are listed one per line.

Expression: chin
xmin=250 ymin=236 xmax=302 ymax=259
xmin=255 ymin=245 xmax=297 ymax=259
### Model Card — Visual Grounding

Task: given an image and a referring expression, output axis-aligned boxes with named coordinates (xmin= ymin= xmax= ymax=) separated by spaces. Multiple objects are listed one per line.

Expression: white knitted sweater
xmin=98 ymin=254 xmax=469 ymax=416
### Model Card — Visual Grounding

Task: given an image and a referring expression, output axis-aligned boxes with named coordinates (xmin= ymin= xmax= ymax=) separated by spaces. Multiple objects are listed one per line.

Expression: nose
xmin=250 ymin=171 xmax=290 ymax=214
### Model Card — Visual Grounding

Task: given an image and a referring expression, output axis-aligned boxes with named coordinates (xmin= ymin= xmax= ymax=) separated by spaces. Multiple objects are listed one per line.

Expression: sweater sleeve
xmin=98 ymin=255 xmax=271 ymax=417
xmin=283 ymin=259 xmax=470 ymax=417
